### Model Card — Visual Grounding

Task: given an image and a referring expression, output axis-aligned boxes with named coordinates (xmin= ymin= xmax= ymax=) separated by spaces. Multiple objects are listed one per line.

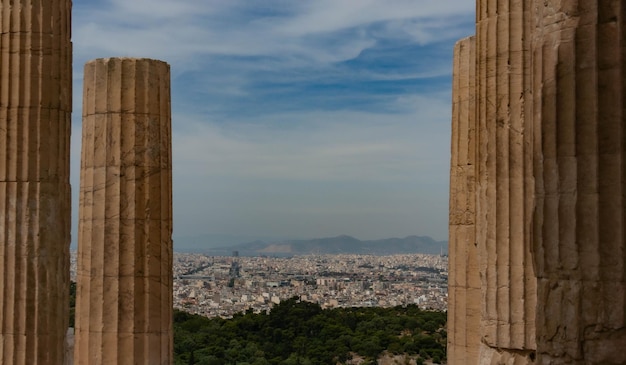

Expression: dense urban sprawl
xmin=171 ymin=253 xmax=448 ymax=318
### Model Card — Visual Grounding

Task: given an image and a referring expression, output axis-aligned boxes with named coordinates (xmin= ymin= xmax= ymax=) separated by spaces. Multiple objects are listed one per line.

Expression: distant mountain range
xmin=201 ymin=235 xmax=447 ymax=256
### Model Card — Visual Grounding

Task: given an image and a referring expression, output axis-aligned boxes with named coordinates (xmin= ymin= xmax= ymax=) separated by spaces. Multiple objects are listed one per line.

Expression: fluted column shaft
xmin=0 ymin=0 xmax=71 ymax=363
xmin=75 ymin=58 xmax=173 ymax=365
xmin=532 ymin=1 xmax=626 ymax=363
xmin=448 ymin=36 xmax=480 ymax=365
xmin=475 ymin=0 xmax=537 ymax=362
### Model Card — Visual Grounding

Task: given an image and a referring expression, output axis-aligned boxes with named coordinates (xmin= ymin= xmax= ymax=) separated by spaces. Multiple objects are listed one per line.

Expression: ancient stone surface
xmin=532 ymin=1 xmax=626 ymax=363
xmin=450 ymin=0 xmax=626 ymax=363
xmin=447 ymin=36 xmax=480 ymax=365
xmin=74 ymin=58 xmax=173 ymax=365
xmin=0 ymin=0 xmax=72 ymax=363
xmin=475 ymin=1 xmax=537 ymax=362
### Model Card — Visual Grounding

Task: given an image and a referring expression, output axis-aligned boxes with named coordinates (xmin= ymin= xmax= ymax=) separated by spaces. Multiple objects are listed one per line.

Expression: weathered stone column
xmin=475 ymin=0 xmax=537 ymax=362
xmin=0 ymin=0 xmax=71 ymax=363
xmin=448 ymin=36 xmax=480 ymax=365
xmin=532 ymin=1 xmax=626 ymax=363
xmin=74 ymin=58 xmax=173 ymax=365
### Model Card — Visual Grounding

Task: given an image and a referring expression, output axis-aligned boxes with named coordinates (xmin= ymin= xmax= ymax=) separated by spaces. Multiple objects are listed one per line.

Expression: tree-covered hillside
xmin=174 ymin=297 xmax=446 ymax=365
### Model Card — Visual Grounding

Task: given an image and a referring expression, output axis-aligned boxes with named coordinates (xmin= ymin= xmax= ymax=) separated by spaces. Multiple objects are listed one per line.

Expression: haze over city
xmin=71 ymin=1 xmax=476 ymax=248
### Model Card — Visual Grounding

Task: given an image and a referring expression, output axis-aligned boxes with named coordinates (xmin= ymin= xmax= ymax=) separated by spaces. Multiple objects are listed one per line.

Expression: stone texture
xmin=447 ymin=36 xmax=480 ymax=365
xmin=0 ymin=0 xmax=72 ymax=363
xmin=450 ymin=0 xmax=626 ymax=363
xmin=475 ymin=0 xmax=537 ymax=362
xmin=532 ymin=1 xmax=626 ymax=363
xmin=74 ymin=58 xmax=173 ymax=365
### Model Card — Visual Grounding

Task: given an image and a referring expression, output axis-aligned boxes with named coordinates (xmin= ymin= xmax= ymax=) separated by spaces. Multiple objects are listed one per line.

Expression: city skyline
xmin=71 ymin=1 xmax=476 ymax=247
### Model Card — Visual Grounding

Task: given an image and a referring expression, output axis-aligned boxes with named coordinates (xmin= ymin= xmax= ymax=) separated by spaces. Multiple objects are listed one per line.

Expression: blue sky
xmin=71 ymin=0 xmax=475 ymax=248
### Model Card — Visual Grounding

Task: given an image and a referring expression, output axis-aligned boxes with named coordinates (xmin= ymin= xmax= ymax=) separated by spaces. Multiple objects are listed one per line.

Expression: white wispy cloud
xmin=73 ymin=0 xmax=473 ymax=66
xmin=273 ymin=0 xmax=472 ymax=37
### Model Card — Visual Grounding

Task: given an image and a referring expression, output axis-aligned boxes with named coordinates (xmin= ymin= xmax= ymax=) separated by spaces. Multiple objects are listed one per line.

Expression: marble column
xmin=448 ymin=36 xmax=481 ymax=365
xmin=475 ymin=0 xmax=537 ymax=362
xmin=74 ymin=58 xmax=173 ymax=365
xmin=0 ymin=0 xmax=72 ymax=363
xmin=532 ymin=1 xmax=626 ymax=363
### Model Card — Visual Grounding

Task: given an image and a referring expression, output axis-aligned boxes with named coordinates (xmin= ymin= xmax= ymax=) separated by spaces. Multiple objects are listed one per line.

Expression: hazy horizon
xmin=172 ymin=232 xmax=448 ymax=251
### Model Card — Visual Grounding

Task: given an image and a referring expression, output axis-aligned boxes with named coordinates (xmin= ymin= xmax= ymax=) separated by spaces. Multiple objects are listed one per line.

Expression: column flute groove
xmin=75 ymin=57 xmax=173 ymax=365
xmin=0 ymin=0 xmax=71 ymax=363
xmin=448 ymin=36 xmax=480 ymax=365
xmin=533 ymin=0 xmax=626 ymax=363
xmin=475 ymin=0 xmax=537 ymax=362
